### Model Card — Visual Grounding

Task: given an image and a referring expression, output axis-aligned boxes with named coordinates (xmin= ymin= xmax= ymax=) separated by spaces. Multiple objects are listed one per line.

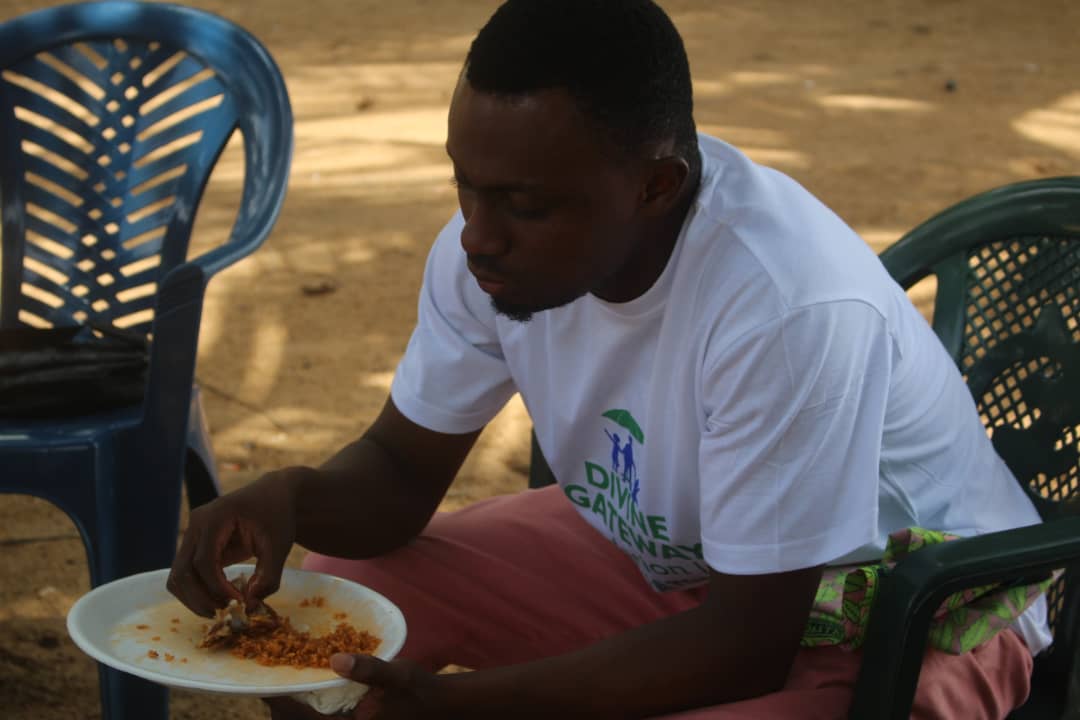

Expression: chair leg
xmin=99 ymin=664 xmax=169 ymax=720
xmin=83 ymin=447 xmax=179 ymax=720
xmin=95 ymin=494 xmax=178 ymax=720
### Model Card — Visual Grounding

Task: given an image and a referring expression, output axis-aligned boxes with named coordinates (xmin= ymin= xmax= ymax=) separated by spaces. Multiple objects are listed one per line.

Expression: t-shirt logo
xmin=601 ymin=408 xmax=643 ymax=505
xmin=563 ymin=408 xmax=708 ymax=592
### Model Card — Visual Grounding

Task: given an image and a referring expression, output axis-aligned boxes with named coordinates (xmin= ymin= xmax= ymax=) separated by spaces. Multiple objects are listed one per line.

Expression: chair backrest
xmin=879 ymin=176 xmax=1080 ymax=681
xmin=0 ymin=1 xmax=292 ymax=334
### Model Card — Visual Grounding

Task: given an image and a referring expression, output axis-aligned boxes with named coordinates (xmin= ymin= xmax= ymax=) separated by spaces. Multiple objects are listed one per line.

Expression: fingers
xmin=332 ymin=657 xmax=441 ymax=719
xmin=166 ymin=508 xmax=244 ymax=616
xmin=247 ymin=528 xmax=290 ymax=605
xmin=331 ymin=654 xmax=411 ymax=690
xmin=166 ymin=478 xmax=296 ymax=616
xmin=166 ymin=535 xmax=205 ymax=615
xmin=192 ymin=522 xmax=245 ymax=607
xmin=330 ymin=654 xmax=358 ymax=676
xmin=262 ymin=696 xmax=333 ymax=720
xmin=167 ymin=546 xmax=237 ymax=617
xmin=351 ymin=688 xmax=385 ymax=720
xmin=167 ymin=520 xmax=223 ymax=617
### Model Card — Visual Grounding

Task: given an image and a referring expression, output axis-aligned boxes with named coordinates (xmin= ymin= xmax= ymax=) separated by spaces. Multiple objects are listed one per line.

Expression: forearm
xmin=436 ymin=603 xmax=797 ymax=719
xmin=283 ymin=435 xmax=450 ymax=558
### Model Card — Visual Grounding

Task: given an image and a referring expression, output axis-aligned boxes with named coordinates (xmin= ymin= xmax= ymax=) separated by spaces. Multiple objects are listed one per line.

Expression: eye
xmin=506 ymin=194 xmax=553 ymax=220
xmin=508 ymin=205 xmax=550 ymax=221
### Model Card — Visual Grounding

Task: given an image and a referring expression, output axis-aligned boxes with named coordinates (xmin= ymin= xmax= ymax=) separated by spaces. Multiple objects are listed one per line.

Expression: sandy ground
xmin=1 ymin=0 xmax=1079 ymax=717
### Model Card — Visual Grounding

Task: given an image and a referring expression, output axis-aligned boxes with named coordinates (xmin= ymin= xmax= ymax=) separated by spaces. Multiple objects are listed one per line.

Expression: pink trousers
xmin=303 ymin=486 xmax=1033 ymax=719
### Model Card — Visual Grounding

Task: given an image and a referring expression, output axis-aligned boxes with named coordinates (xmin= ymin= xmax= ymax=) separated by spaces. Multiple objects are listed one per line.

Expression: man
xmin=168 ymin=1 xmax=1047 ymax=717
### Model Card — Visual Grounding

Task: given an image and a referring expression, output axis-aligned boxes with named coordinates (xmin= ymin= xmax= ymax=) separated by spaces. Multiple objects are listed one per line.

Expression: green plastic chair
xmin=849 ymin=176 xmax=1080 ymax=719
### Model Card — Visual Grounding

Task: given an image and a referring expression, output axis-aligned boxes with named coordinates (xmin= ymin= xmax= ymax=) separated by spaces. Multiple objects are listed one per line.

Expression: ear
xmin=638 ymin=155 xmax=690 ymax=217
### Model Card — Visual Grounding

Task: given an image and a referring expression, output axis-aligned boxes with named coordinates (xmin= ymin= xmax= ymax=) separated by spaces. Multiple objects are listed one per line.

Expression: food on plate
xmin=199 ymin=575 xmax=282 ymax=649
xmin=228 ymin=617 xmax=379 ymax=668
xmin=198 ymin=577 xmax=381 ymax=669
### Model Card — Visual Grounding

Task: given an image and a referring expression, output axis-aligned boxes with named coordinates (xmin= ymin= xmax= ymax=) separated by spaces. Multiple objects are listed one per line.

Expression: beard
xmin=490 ymin=297 xmax=536 ymax=323
xmin=489 ymin=286 xmax=588 ymax=324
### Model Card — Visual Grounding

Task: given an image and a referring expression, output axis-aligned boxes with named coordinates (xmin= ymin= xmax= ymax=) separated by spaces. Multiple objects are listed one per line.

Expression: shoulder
xmin=679 ymin=135 xmax=901 ymax=332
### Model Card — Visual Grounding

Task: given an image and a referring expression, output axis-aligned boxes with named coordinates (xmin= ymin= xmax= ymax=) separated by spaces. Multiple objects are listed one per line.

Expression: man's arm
xmin=290 ymin=396 xmax=482 ymax=558
xmin=169 ymin=396 xmax=480 ymax=615
xmin=438 ymin=565 xmax=822 ymax=718
xmin=333 ymin=564 xmax=823 ymax=719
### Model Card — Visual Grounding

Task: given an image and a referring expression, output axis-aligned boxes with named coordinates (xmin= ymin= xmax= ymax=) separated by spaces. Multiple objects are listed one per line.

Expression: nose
xmin=460 ymin=196 xmax=508 ymax=258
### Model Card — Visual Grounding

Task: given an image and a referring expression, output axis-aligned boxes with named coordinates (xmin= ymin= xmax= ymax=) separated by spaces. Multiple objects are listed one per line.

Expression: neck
xmin=592 ymin=167 xmax=702 ymax=304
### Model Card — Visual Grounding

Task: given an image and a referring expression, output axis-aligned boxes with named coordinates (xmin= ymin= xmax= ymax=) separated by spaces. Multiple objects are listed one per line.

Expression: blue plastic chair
xmin=0 ymin=3 xmax=293 ymax=719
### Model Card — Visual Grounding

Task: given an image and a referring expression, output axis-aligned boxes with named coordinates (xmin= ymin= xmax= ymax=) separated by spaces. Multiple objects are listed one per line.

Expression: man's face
xmin=446 ymin=80 xmax=645 ymax=322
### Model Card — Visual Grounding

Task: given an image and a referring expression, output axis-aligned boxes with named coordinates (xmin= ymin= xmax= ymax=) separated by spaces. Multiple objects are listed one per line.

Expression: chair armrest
xmin=188 ymin=101 xmax=292 ymax=279
xmin=848 ymin=515 xmax=1080 ymax=720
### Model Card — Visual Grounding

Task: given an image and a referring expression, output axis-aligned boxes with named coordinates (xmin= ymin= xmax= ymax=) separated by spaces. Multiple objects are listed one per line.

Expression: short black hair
xmin=466 ymin=0 xmax=700 ymax=177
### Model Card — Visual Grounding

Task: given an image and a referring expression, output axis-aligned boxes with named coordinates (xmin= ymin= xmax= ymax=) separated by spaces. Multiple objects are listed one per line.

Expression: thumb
xmin=331 ymin=654 xmax=408 ymax=689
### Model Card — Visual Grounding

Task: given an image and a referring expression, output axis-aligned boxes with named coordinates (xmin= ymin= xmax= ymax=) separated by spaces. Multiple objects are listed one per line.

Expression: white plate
xmin=65 ymin=564 xmax=407 ymax=697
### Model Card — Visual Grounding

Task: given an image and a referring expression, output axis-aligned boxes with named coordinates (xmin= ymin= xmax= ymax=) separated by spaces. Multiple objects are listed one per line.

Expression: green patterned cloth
xmin=801 ymin=527 xmax=1054 ymax=654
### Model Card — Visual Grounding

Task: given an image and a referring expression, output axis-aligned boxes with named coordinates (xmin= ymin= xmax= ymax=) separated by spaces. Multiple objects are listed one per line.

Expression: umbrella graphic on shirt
xmin=602 ymin=409 xmax=643 ymax=489
xmin=601 ymin=409 xmax=644 ymax=444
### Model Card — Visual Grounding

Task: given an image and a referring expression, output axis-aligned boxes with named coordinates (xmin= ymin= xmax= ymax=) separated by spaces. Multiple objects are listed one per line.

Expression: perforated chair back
xmin=0 ymin=1 xmax=291 ymax=333
xmin=879 ymin=177 xmax=1080 ymax=713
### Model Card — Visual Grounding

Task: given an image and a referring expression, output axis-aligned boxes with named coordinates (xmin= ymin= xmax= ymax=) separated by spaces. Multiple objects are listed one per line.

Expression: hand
xmin=262 ymin=655 xmax=445 ymax=720
xmin=334 ymin=654 xmax=445 ymax=720
xmin=167 ymin=469 xmax=305 ymax=616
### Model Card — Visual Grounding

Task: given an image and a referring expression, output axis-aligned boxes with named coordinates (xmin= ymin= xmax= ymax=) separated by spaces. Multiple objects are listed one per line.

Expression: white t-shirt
xmin=390 ymin=134 xmax=1051 ymax=654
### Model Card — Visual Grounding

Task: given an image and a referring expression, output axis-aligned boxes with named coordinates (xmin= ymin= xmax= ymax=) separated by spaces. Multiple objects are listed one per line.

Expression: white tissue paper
xmin=292 ymin=682 xmax=369 ymax=715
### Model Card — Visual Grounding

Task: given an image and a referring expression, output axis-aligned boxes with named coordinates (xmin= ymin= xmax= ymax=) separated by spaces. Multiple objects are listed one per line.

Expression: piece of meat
xmin=199 ymin=575 xmax=280 ymax=649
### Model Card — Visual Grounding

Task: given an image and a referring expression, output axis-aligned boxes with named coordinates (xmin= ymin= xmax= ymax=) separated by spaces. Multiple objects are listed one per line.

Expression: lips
xmin=476 ymin=278 xmax=506 ymax=295
xmin=467 ymin=259 xmax=508 ymax=295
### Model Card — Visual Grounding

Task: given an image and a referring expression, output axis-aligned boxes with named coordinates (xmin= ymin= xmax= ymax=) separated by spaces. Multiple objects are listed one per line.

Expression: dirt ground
xmin=1 ymin=0 xmax=1078 ymax=717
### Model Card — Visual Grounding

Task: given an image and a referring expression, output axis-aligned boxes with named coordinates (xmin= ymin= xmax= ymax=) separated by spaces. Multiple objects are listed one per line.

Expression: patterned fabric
xmin=802 ymin=527 xmax=1054 ymax=654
